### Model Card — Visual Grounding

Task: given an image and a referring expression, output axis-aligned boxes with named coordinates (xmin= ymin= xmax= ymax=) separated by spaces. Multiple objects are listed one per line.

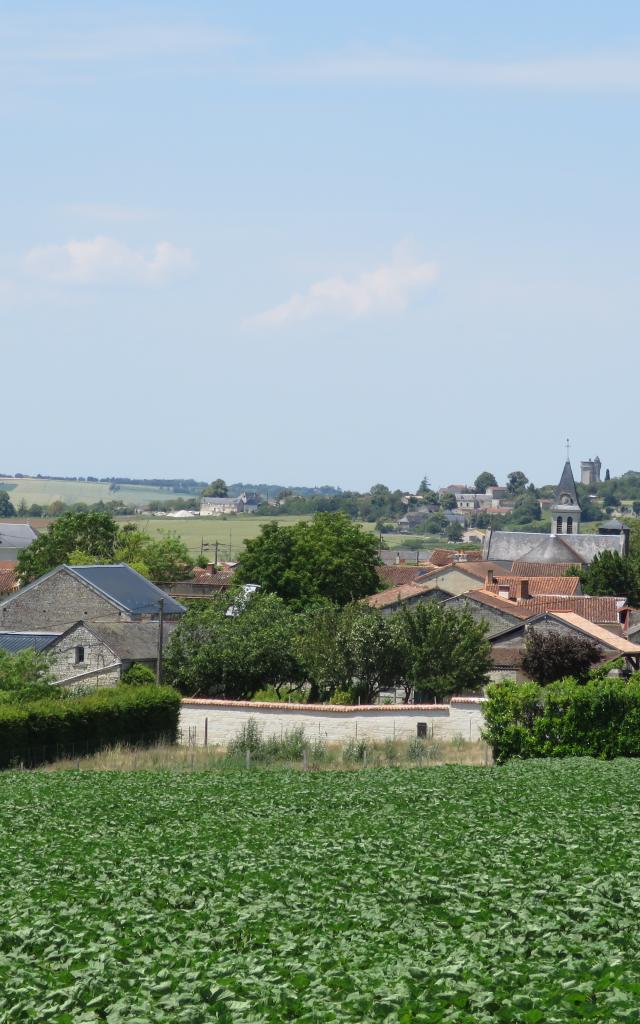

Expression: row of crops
xmin=1 ymin=759 xmax=640 ymax=1021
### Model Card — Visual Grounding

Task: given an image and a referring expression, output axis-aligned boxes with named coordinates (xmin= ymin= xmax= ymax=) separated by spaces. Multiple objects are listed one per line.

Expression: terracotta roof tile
xmin=488 ymin=576 xmax=580 ymax=597
xmin=511 ymin=560 xmax=582 ymax=577
xmin=377 ymin=565 xmax=429 ymax=587
xmin=365 ymin=582 xmax=431 ymax=609
xmin=0 ymin=568 xmax=17 ymax=594
xmin=473 ymin=589 xmax=624 ymax=624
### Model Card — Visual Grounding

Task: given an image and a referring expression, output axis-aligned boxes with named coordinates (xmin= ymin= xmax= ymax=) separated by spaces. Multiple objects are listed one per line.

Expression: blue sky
xmin=2 ymin=2 xmax=639 ymax=490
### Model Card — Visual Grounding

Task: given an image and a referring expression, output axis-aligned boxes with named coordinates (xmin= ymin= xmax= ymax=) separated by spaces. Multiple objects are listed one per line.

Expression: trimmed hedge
xmin=0 ymin=685 xmax=181 ymax=768
xmin=484 ymin=676 xmax=640 ymax=763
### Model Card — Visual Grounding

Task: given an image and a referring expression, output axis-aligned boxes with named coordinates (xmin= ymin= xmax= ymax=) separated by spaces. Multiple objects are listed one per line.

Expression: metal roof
xmin=0 ymin=524 xmax=38 ymax=549
xmin=0 ymin=631 xmax=60 ymax=653
xmin=68 ymin=565 xmax=185 ymax=616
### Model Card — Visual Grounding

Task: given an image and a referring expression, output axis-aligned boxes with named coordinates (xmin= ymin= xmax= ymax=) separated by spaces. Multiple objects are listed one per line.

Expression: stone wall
xmin=178 ymin=698 xmax=486 ymax=747
xmin=53 ymin=664 xmax=122 ymax=692
xmin=0 ymin=569 xmax=126 ymax=630
xmin=48 ymin=624 xmax=121 ymax=684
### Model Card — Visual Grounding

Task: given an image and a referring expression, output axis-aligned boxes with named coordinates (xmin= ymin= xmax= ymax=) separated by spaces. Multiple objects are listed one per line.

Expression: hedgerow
xmin=0 ymin=684 xmax=180 ymax=767
xmin=483 ymin=675 xmax=640 ymax=763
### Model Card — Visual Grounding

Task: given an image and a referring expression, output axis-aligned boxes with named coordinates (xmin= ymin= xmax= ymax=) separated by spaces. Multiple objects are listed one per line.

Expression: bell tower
xmin=551 ymin=443 xmax=581 ymax=536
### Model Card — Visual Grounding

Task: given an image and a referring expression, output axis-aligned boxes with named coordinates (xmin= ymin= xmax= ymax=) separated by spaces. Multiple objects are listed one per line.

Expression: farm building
xmin=0 ymin=523 xmax=38 ymax=563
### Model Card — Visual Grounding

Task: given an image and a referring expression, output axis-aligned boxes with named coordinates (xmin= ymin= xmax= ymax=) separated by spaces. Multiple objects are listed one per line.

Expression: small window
xmin=75 ymin=645 xmax=85 ymax=665
xmin=417 ymin=722 xmax=427 ymax=739
xmin=566 ymin=516 xmax=573 ymax=534
xmin=556 ymin=516 xmax=563 ymax=534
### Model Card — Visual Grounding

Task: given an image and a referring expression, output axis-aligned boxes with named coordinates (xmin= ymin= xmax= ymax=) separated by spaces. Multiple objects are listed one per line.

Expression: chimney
xmin=486 ymin=569 xmax=494 ymax=586
xmin=516 ymin=578 xmax=530 ymax=601
xmin=498 ymin=584 xmax=511 ymax=601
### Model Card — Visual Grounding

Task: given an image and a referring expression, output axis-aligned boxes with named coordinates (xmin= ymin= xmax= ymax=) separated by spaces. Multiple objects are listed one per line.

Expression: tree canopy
xmin=235 ymin=512 xmax=381 ymax=607
xmin=507 ymin=471 xmax=529 ymax=495
xmin=473 ymin=472 xmax=497 ymax=493
xmin=579 ymin=549 xmax=640 ymax=607
xmin=521 ymin=629 xmax=602 ymax=685
xmin=201 ymin=479 xmax=228 ymax=497
xmin=0 ymin=491 xmax=16 ymax=517
xmin=399 ymin=602 xmax=491 ymax=702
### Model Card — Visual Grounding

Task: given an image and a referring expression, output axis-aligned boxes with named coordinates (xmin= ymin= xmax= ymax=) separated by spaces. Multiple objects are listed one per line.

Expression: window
xmin=417 ymin=722 xmax=427 ymax=739
xmin=566 ymin=516 xmax=573 ymax=534
xmin=74 ymin=645 xmax=85 ymax=665
xmin=556 ymin=516 xmax=563 ymax=534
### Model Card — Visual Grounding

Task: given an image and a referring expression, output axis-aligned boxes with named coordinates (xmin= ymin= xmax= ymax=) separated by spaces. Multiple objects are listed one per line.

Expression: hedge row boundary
xmin=0 ymin=685 xmax=181 ymax=768
xmin=484 ymin=676 xmax=640 ymax=763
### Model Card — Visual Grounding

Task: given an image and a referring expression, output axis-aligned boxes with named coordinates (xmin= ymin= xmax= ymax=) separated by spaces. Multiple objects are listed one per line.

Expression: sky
xmin=2 ymin=1 xmax=640 ymax=491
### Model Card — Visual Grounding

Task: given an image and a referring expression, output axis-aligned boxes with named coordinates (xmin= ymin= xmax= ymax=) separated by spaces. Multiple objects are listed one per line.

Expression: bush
xmin=484 ymin=676 xmax=640 ymax=763
xmin=0 ymin=685 xmax=181 ymax=768
xmin=121 ymin=664 xmax=157 ymax=686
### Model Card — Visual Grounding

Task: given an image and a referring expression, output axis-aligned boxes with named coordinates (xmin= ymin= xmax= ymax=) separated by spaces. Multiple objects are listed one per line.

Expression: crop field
xmin=0 ymin=478 xmax=196 ymax=508
xmin=2 ymin=760 xmax=640 ymax=1022
xmin=130 ymin=514 xmax=319 ymax=559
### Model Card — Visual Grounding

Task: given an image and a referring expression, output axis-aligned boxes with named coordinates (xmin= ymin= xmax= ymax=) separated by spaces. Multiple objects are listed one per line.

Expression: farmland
xmin=2 ymin=760 xmax=640 ymax=1022
xmin=0 ymin=477 xmax=196 ymax=508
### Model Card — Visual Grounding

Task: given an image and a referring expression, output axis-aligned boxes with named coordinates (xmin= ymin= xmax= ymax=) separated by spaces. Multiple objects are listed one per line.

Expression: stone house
xmin=200 ymin=496 xmax=243 ymax=516
xmin=0 ymin=563 xmax=185 ymax=631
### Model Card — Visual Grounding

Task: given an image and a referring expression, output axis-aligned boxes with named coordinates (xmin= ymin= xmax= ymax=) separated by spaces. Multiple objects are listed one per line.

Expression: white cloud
xmin=284 ymin=52 xmax=640 ymax=92
xmin=248 ymin=244 xmax=437 ymax=329
xmin=23 ymin=236 xmax=193 ymax=286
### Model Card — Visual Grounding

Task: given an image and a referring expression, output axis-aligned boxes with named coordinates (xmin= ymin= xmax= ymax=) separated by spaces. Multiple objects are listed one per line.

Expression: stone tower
xmin=580 ymin=457 xmax=602 ymax=487
xmin=551 ymin=460 xmax=581 ymax=536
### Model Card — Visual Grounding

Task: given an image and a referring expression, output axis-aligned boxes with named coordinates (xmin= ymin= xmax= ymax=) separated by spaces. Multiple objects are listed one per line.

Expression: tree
xmin=579 ymin=550 xmax=640 ymax=606
xmin=0 ymin=491 xmax=16 ymax=518
xmin=17 ymin=510 xmax=119 ymax=582
xmin=0 ymin=648 xmax=53 ymax=703
xmin=521 ymin=629 xmax=601 ymax=685
xmin=507 ymin=471 xmax=529 ymax=495
xmin=334 ymin=605 xmax=407 ymax=704
xmin=439 ymin=492 xmax=457 ymax=511
xmin=605 ymin=468 xmax=611 ymax=481
xmin=508 ymin=491 xmax=541 ymax=525
xmin=202 ymin=479 xmax=228 ymax=497
xmin=48 ymin=500 xmax=66 ymax=516
xmin=473 ymin=472 xmax=497 ymax=493
xmin=446 ymin=522 xmax=464 ymax=542
xmin=399 ymin=602 xmax=491 ymax=703
xmin=235 ymin=512 xmax=380 ymax=607
xmin=164 ymin=592 xmax=303 ymax=699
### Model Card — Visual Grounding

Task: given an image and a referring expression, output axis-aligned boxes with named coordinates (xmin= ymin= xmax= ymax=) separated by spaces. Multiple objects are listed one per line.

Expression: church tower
xmin=551 ymin=459 xmax=581 ymax=536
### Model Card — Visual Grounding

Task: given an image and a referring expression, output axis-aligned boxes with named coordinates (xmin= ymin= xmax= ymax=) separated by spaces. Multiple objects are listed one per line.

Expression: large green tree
xmin=579 ymin=550 xmax=640 ymax=606
xmin=202 ymin=479 xmax=228 ymax=497
xmin=334 ymin=605 xmax=407 ymax=704
xmin=473 ymin=472 xmax=497 ymax=493
xmin=521 ymin=629 xmax=601 ymax=685
xmin=0 ymin=491 xmax=16 ymax=518
xmin=164 ymin=592 xmax=303 ymax=698
xmin=235 ymin=512 xmax=380 ymax=607
xmin=399 ymin=602 xmax=491 ymax=702
xmin=507 ymin=470 xmax=529 ymax=495
xmin=0 ymin=649 xmax=53 ymax=703
xmin=17 ymin=510 xmax=119 ymax=582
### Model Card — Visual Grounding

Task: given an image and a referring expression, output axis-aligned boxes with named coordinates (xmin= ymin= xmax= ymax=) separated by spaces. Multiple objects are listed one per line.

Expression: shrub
xmin=484 ymin=676 xmax=640 ymax=763
xmin=121 ymin=664 xmax=157 ymax=686
xmin=0 ymin=685 xmax=181 ymax=768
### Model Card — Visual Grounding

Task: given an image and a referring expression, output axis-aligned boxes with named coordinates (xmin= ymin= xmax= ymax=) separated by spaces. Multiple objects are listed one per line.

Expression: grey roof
xmin=69 ymin=565 xmax=185 ymax=616
xmin=0 ymin=630 xmax=60 ymax=653
xmin=600 ymin=519 xmax=625 ymax=531
xmin=0 ymin=523 xmax=38 ymax=550
xmin=555 ymin=460 xmax=580 ymax=507
xmin=86 ymin=620 xmax=177 ymax=661
xmin=380 ymin=549 xmax=433 ymax=565
xmin=484 ymin=530 xmax=626 ymax=565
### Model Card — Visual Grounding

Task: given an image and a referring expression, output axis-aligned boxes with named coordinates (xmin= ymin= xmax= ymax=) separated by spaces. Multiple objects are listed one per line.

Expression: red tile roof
xmin=365 ymin=582 xmax=431 ymax=609
xmin=488 ymin=576 xmax=580 ymax=597
xmin=511 ymin=560 xmax=582 ymax=577
xmin=377 ymin=565 xmax=429 ymax=587
xmin=0 ymin=568 xmax=17 ymax=594
xmin=473 ymin=589 xmax=624 ymax=624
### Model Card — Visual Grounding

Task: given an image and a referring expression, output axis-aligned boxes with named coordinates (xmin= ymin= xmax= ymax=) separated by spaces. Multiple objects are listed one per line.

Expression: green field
xmin=131 ymin=514 xmax=320 ymax=559
xmin=1 ymin=759 xmax=640 ymax=1022
xmin=0 ymin=477 xmax=196 ymax=508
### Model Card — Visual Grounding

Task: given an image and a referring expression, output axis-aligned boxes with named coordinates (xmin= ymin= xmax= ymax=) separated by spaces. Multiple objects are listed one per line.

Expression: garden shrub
xmin=484 ymin=676 xmax=640 ymax=763
xmin=0 ymin=685 xmax=181 ymax=768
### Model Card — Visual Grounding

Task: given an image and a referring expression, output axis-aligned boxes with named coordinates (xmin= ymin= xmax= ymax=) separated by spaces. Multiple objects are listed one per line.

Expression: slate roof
xmin=0 ymin=523 xmax=38 ymax=550
xmin=0 ymin=631 xmax=60 ymax=653
xmin=484 ymin=530 xmax=625 ymax=565
xmin=555 ymin=460 xmax=580 ymax=507
xmin=86 ymin=620 xmax=177 ymax=661
xmin=68 ymin=565 xmax=185 ymax=616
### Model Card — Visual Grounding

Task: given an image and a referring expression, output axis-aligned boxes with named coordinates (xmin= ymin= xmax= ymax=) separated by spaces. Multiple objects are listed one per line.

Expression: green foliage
xmin=506 ymin=470 xmax=529 ymax=495
xmin=438 ymin=491 xmax=457 ymax=511
xmin=235 ymin=512 xmax=380 ymax=607
xmin=399 ymin=602 xmax=491 ymax=702
xmin=334 ymin=605 xmax=407 ymax=704
xmin=201 ymin=478 xmax=228 ymax=497
xmin=0 ymin=649 xmax=54 ymax=704
xmin=446 ymin=522 xmax=464 ymax=542
xmin=580 ymin=549 xmax=640 ymax=606
xmin=17 ymin=510 xmax=119 ymax=582
xmin=507 ymin=490 xmax=541 ymax=525
xmin=473 ymin=471 xmax=497 ymax=493
xmin=121 ymin=664 xmax=157 ymax=686
xmin=164 ymin=592 xmax=304 ymax=699
xmin=4 ymin=763 xmax=640 ymax=1020
xmin=0 ymin=490 xmax=16 ymax=517
xmin=484 ymin=675 xmax=640 ymax=763
xmin=0 ymin=684 xmax=180 ymax=767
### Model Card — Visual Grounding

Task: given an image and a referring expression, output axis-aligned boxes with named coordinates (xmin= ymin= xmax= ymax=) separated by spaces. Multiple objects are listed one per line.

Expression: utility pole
xmin=214 ymin=539 xmax=219 ymax=568
xmin=156 ymin=598 xmax=165 ymax=684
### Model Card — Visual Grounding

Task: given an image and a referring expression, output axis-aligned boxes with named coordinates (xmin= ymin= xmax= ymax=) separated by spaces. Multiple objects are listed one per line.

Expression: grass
xmin=40 ymin=736 xmax=490 ymax=771
xmin=1 ymin=759 xmax=640 ymax=1021
xmin=128 ymin=514 xmax=319 ymax=559
xmin=0 ymin=476 xmax=196 ymax=508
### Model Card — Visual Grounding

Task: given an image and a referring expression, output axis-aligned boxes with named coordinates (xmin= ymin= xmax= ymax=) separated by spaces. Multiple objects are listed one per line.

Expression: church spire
xmin=555 ymin=458 xmax=580 ymax=508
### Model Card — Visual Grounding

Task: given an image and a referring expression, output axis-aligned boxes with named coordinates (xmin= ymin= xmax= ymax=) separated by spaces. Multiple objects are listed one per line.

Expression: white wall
xmin=179 ymin=698 xmax=486 ymax=746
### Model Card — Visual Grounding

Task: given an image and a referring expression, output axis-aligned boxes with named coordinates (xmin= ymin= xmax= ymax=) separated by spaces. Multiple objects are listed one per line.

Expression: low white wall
xmin=179 ymin=697 xmax=486 ymax=746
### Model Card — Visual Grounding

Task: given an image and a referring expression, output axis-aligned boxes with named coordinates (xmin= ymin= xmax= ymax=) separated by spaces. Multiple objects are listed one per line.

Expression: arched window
xmin=556 ymin=516 xmax=563 ymax=534
xmin=566 ymin=516 xmax=573 ymax=534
